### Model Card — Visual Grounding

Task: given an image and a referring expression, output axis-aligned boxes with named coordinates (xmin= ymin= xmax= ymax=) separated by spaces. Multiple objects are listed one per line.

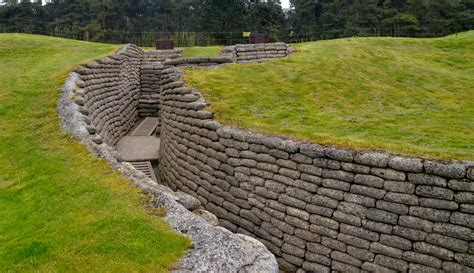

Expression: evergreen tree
xmin=0 ymin=0 xmax=472 ymax=45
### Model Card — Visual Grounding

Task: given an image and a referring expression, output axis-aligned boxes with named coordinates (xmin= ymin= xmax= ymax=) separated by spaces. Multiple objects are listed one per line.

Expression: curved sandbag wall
xmin=58 ymin=44 xmax=281 ymax=273
xmin=158 ymin=69 xmax=474 ymax=273
xmin=61 ymin=43 xmax=473 ymax=273
xmin=74 ymin=44 xmax=142 ymax=146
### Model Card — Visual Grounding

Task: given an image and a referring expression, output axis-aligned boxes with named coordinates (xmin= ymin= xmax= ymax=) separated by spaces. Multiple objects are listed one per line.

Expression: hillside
xmin=185 ymin=32 xmax=474 ymax=160
xmin=0 ymin=34 xmax=190 ymax=272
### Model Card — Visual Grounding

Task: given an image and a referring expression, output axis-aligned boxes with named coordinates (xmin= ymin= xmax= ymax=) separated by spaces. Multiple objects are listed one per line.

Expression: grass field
xmin=142 ymin=46 xmax=223 ymax=58
xmin=185 ymin=31 xmax=474 ymax=160
xmin=181 ymin=46 xmax=223 ymax=58
xmin=0 ymin=34 xmax=191 ymax=272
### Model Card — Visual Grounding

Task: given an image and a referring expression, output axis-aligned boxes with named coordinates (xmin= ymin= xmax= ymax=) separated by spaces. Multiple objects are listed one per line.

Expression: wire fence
xmin=1 ymin=18 xmax=473 ymax=47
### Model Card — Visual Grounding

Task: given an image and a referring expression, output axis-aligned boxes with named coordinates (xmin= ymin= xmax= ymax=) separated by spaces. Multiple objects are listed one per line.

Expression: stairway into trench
xmin=116 ymin=117 xmax=160 ymax=182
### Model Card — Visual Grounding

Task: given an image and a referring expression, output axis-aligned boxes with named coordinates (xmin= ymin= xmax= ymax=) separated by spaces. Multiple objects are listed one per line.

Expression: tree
xmin=249 ymin=0 xmax=286 ymax=41
xmin=0 ymin=0 xmax=20 ymax=6
xmin=0 ymin=0 xmax=472 ymax=45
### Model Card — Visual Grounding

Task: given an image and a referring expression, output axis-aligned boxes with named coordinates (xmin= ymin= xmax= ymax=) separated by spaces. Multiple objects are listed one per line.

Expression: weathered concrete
xmin=116 ymin=136 xmax=161 ymax=162
xmin=129 ymin=161 xmax=158 ymax=182
xmin=130 ymin=117 xmax=160 ymax=136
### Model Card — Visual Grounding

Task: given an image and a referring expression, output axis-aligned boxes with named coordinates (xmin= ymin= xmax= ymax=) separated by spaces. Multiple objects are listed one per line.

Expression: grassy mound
xmin=182 ymin=46 xmax=223 ymax=58
xmin=0 ymin=34 xmax=191 ymax=272
xmin=185 ymin=32 xmax=474 ymax=160
xmin=141 ymin=46 xmax=223 ymax=58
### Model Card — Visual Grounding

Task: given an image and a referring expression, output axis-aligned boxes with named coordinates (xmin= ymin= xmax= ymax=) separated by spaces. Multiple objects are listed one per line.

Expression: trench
xmin=73 ymin=43 xmax=474 ymax=273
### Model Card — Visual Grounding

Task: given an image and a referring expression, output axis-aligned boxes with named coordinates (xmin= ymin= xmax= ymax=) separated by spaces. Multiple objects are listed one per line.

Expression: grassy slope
xmin=141 ymin=46 xmax=223 ymax=58
xmin=181 ymin=46 xmax=223 ymax=58
xmin=185 ymin=32 xmax=474 ymax=160
xmin=0 ymin=34 xmax=191 ymax=272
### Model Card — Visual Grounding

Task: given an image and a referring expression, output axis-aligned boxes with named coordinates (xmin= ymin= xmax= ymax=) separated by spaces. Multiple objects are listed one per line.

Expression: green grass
xmin=185 ymin=31 xmax=474 ymax=160
xmin=447 ymin=30 xmax=474 ymax=39
xmin=141 ymin=46 xmax=223 ymax=58
xmin=181 ymin=46 xmax=223 ymax=58
xmin=0 ymin=34 xmax=191 ymax=272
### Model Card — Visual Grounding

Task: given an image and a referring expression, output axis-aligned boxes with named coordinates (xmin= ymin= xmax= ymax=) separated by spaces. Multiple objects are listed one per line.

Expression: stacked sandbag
xmin=156 ymin=53 xmax=474 ymax=273
xmin=221 ymin=46 xmax=236 ymax=60
xmin=138 ymin=49 xmax=185 ymax=133
xmin=143 ymin=49 xmax=183 ymax=63
xmin=139 ymin=63 xmax=164 ymax=119
xmin=162 ymin=57 xmax=233 ymax=68
xmin=73 ymin=44 xmax=142 ymax=146
xmin=234 ymin=42 xmax=292 ymax=63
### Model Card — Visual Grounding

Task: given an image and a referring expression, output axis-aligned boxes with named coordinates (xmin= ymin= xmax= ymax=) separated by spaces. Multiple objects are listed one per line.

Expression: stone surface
xmin=130 ymin=117 xmax=160 ymax=136
xmin=388 ymin=156 xmax=423 ymax=172
xmin=174 ymin=191 xmax=201 ymax=211
xmin=354 ymin=152 xmax=389 ymax=167
xmin=193 ymin=209 xmax=219 ymax=226
xmin=116 ymin=136 xmax=161 ymax=161
xmin=424 ymin=160 xmax=466 ymax=179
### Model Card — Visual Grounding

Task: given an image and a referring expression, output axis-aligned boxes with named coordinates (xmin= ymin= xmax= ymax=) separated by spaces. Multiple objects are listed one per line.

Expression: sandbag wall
xmin=158 ymin=69 xmax=474 ymax=272
xmin=161 ymin=57 xmax=233 ymax=68
xmin=61 ymin=51 xmax=280 ymax=273
xmin=143 ymin=49 xmax=183 ymax=63
xmin=138 ymin=50 xmax=183 ymax=119
xmin=139 ymin=63 xmax=164 ymax=119
xmin=74 ymin=44 xmax=142 ymax=146
xmin=222 ymin=42 xmax=293 ymax=63
xmin=137 ymin=49 xmax=188 ymax=138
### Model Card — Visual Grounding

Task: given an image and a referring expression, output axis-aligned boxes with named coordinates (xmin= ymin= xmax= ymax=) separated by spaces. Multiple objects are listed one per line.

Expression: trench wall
xmin=158 ymin=69 xmax=474 ymax=272
xmin=66 ymin=46 xmax=279 ymax=272
xmin=162 ymin=56 xmax=233 ymax=68
xmin=74 ymin=44 xmax=142 ymax=146
xmin=73 ymin=42 xmax=293 ymax=147
xmin=138 ymin=49 xmax=183 ymax=120
xmin=72 ymin=42 xmax=473 ymax=273
xmin=222 ymin=42 xmax=293 ymax=63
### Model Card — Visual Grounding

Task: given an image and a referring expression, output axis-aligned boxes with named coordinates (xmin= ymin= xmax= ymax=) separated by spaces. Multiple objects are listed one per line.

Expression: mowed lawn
xmin=0 ymin=34 xmax=190 ymax=272
xmin=185 ymin=31 xmax=474 ymax=160
xmin=181 ymin=45 xmax=223 ymax=58
xmin=141 ymin=46 xmax=223 ymax=58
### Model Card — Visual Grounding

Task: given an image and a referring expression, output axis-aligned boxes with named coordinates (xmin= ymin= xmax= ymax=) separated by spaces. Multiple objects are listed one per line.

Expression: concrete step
xmin=131 ymin=117 xmax=160 ymax=136
xmin=116 ymin=136 xmax=160 ymax=162
xmin=128 ymin=161 xmax=157 ymax=182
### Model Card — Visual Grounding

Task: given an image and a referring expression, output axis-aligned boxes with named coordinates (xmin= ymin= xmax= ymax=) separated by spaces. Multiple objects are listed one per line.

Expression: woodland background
xmin=1 ymin=0 xmax=473 ymax=46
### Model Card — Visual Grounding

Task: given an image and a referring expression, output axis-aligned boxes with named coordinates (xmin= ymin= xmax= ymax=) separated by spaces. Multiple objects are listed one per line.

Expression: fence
xmin=0 ymin=18 xmax=473 ymax=47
